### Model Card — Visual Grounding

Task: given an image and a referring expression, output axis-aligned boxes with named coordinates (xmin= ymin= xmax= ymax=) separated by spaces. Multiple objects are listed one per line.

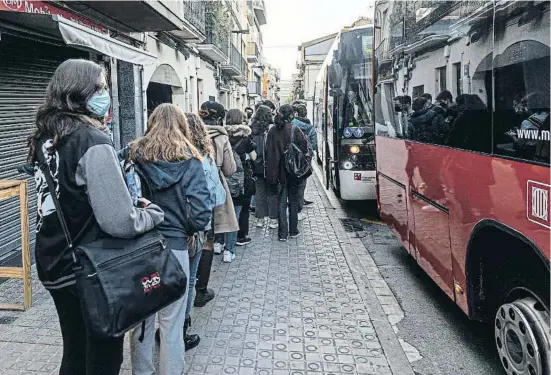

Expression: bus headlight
xmin=349 ymin=145 xmax=360 ymax=154
xmin=343 ymin=161 xmax=353 ymax=170
xmin=351 ymin=154 xmax=358 ymax=161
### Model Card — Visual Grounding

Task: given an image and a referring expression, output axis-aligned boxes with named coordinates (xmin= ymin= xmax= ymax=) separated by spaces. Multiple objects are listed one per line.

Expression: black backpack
xmin=227 ymin=148 xmax=245 ymax=198
xmin=284 ymin=125 xmax=312 ymax=180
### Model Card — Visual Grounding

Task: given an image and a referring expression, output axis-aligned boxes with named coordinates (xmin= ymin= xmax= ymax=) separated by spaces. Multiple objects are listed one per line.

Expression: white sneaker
xmin=213 ymin=243 xmax=224 ymax=255
xmin=298 ymin=212 xmax=307 ymax=221
xmin=255 ymin=218 xmax=265 ymax=228
xmin=268 ymin=219 xmax=278 ymax=229
xmin=223 ymin=250 xmax=234 ymax=263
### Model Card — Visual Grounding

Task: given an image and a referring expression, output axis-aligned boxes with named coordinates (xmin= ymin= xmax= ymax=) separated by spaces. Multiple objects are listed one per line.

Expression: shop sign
xmin=0 ymin=0 xmax=107 ymax=34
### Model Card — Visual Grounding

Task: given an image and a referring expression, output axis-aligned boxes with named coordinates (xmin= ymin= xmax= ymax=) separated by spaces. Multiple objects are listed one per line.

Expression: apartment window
xmin=435 ymin=66 xmax=447 ymax=94
xmin=453 ymin=62 xmax=462 ymax=98
xmin=412 ymin=85 xmax=424 ymax=99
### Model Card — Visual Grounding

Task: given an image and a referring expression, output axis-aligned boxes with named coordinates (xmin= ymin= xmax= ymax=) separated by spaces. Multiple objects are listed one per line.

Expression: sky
xmin=262 ymin=0 xmax=373 ymax=80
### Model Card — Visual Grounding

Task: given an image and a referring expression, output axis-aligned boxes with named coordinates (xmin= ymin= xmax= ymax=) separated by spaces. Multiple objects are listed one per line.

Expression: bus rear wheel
xmin=495 ymin=296 xmax=550 ymax=375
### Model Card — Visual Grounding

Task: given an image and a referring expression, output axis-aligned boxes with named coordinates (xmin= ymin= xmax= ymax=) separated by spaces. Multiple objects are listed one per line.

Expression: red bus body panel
xmin=376 ymin=136 xmax=550 ymax=315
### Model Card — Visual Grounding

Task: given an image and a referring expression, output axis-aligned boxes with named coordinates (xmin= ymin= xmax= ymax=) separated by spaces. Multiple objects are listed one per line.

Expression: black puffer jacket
xmin=408 ymin=107 xmax=449 ymax=144
xmin=251 ymin=120 xmax=270 ymax=177
xmin=226 ymin=125 xmax=256 ymax=205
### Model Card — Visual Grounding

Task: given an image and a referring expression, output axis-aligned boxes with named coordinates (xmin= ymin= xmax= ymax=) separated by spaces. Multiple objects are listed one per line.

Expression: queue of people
xmin=27 ymin=59 xmax=316 ymax=375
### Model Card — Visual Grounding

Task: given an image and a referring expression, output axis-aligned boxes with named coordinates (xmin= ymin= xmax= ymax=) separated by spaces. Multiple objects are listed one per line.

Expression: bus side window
xmin=492 ymin=1 xmax=550 ymax=165
xmin=401 ymin=1 xmax=494 ymax=152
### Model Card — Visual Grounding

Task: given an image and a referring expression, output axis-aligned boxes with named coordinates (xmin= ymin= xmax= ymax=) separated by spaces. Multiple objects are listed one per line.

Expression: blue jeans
xmin=225 ymin=205 xmax=242 ymax=254
xmin=186 ymin=244 xmax=203 ymax=319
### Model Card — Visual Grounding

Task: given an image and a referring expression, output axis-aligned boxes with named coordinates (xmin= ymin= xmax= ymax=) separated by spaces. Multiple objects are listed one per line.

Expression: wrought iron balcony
xmin=197 ymin=26 xmax=229 ymax=63
xmin=222 ymin=44 xmax=244 ymax=78
xmin=183 ymin=0 xmax=206 ymax=36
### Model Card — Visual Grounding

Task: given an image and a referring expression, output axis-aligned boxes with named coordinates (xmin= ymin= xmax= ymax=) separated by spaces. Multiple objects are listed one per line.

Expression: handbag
xmin=284 ymin=125 xmax=312 ymax=180
xmin=38 ymin=160 xmax=187 ymax=339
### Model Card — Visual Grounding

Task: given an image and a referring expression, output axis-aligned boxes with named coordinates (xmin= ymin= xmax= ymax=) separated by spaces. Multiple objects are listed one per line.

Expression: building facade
xmin=0 ymin=0 xmax=272 ymax=263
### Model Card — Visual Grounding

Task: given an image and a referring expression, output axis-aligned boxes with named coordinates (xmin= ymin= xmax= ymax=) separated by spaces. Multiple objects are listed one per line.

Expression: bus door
xmin=322 ymin=72 xmax=331 ymax=190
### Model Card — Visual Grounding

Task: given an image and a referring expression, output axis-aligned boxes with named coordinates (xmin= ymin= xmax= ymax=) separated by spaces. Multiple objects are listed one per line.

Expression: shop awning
xmin=0 ymin=12 xmax=157 ymax=65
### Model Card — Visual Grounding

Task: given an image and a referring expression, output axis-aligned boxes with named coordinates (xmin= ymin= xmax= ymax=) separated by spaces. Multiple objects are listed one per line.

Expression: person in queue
xmin=224 ymin=109 xmax=257 ymax=260
xmin=127 ymin=104 xmax=211 ymax=375
xmin=28 ymin=59 xmax=165 ymax=375
xmin=245 ymin=107 xmax=254 ymax=122
xmin=194 ymin=101 xmax=237 ymax=305
xmin=148 ymin=112 xmax=225 ymax=351
xmin=265 ymin=104 xmax=308 ymax=242
xmin=292 ymin=103 xmax=317 ymax=217
xmin=251 ymin=104 xmax=278 ymax=229
xmin=262 ymin=99 xmax=277 ymax=114
xmin=420 ymin=93 xmax=433 ymax=107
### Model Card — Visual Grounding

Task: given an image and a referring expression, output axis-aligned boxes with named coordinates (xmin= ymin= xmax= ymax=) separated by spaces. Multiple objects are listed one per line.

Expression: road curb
xmin=310 ymin=164 xmax=416 ymax=375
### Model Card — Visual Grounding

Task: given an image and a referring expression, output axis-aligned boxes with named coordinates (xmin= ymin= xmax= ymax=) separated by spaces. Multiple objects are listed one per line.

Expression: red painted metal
xmin=376 ymin=136 xmax=550 ymax=315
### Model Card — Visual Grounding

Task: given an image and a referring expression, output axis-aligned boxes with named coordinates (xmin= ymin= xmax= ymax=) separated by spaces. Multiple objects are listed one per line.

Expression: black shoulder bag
xmin=39 ymin=160 xmax=187 ymax=339
xmin=284 ymin=125 xmax=312 ymax=180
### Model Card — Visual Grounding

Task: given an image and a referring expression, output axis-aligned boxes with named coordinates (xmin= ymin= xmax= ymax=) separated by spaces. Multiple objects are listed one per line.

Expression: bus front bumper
xmin=338 ymin=170 xmax=377 ymax=200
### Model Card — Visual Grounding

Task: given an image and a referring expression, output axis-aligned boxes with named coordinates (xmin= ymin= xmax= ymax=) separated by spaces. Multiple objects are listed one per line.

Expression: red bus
xmin=373 ymin=2 xmax=550 ymax=375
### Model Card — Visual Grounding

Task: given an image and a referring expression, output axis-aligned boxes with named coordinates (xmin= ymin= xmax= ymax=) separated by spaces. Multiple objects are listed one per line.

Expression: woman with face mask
xmin=28 ymin=59 xmax=165 ymax=375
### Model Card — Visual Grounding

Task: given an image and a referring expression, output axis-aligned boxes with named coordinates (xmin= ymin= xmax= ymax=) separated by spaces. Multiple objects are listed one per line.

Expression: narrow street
xmin=339 ymin=202 xmax=503 ymax=375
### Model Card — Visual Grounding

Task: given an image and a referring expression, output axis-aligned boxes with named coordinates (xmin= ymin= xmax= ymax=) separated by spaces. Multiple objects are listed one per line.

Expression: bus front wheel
xmin=495 ymin=294 xmax=550 ymax=375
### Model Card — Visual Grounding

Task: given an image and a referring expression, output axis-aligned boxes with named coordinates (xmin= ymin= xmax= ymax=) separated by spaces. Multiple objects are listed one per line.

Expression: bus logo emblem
xmin=527 ymin=180 xmax=550 ymax=228
xmin=354 ymin=173 xmax=361 ymax=181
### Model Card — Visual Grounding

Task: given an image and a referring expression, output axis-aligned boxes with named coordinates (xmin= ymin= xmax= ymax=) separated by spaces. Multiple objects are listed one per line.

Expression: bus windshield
xmin=339 ymin=28 xmax=375 ymax=139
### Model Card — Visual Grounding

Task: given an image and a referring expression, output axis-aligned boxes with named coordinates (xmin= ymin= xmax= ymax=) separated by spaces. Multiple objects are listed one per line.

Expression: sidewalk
xmin=0 ymin=176 xmax=414 ymax=375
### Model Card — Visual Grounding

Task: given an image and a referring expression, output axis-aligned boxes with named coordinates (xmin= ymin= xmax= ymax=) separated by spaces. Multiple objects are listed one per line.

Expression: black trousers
xmin=278 ymin=177 xmax=300 ymax=239
xmin=49 ymin=286 xmax=124 ymax=375
xmin=238 ymin=197 xmax=251 ymax=239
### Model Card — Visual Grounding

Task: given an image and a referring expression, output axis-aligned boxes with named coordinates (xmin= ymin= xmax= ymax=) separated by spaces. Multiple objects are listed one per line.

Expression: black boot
xmin=184 ymin=317 xmax=200 ymax=351
xmin=154 ymin=318 xmax=201 ymax=351
xmin=194 ymin=250 xmax=215 ymax=307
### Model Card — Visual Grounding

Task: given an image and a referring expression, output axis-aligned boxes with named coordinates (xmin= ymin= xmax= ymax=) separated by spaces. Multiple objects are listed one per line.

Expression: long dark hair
xmin=274 ymin=104 xmax=294 ymax=129
xmin=28 ymin=59 xmax=106 ymax=162
xmin=225 ymin=108 xmax=244 ymax=125
xmin=251 ymin=105 xmax=273 ymax=133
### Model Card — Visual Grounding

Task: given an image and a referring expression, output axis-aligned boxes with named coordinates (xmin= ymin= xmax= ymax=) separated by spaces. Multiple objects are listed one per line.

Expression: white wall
xmin=198 ymin=60 xmax=218 ymax=105
xmin=143 ymin=35 xmax=199 ymax=114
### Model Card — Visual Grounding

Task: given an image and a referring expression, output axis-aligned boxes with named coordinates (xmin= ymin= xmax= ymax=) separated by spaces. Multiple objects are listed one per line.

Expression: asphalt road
xmin=341 ymin=201 xmax=504 ymax=375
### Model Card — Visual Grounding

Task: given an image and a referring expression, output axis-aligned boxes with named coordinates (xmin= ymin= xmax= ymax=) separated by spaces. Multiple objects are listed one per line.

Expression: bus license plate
xmin=354 ymin=173 xmax=374 ymax=183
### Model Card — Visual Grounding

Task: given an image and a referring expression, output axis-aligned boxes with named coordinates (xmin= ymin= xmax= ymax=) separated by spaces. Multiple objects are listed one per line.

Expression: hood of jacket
xmin=136 ymin=158 xmax=194 ymax=190
xmin=225 ymin=124 xmax=252 ymax=138
xmin=207 ymin=125 xmax=229 ymax=139
xmin=292 ymin=117 xmax=313 ymax=133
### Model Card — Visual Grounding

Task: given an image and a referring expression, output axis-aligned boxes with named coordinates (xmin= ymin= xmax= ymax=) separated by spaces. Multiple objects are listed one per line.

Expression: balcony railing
xmin=248 ymin=81 xmax=261 ymax=95
xmin=204 ymin=27 xmax=229 ymax=55
xmin=247 ymin=42 xmax=259 ymax=62
xmin=223 ymin=44 xmax=244 ymax=75
xmin=183 ymin=0 xmax=206 ymax=35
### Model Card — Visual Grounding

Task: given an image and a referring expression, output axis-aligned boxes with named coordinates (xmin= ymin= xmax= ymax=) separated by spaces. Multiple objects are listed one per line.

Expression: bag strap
xmin=290 ymin=124 xmax=296 ymax=145
xmin=38 ymin=160 xmax=74 ymax=250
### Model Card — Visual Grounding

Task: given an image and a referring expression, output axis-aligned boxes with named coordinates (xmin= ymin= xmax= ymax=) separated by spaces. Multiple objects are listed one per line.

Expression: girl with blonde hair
xmin=127 ymin=103 xmax=211 ymax=375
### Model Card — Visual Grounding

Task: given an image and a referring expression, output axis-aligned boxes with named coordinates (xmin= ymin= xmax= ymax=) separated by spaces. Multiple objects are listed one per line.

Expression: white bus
xmin=314 ymin=24 xmax=376 ymax=200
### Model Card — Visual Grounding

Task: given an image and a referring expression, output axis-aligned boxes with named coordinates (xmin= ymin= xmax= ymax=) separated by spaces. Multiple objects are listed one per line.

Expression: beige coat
xmin=207 ymin=126 xmax=239 ymax=233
